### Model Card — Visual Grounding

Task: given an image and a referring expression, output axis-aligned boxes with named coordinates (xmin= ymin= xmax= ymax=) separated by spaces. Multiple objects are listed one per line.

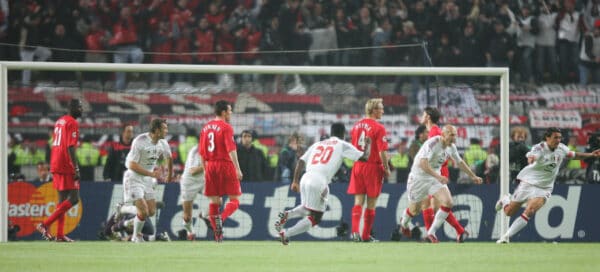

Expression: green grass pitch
xmin=1 ymin=241 xmax=599 ymax=272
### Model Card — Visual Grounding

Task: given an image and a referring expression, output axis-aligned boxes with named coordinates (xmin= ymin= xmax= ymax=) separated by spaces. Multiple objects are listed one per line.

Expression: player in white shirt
xmin=123 ymin=119 xmax=173 ymax=243
xmin=274 ymin=123 xmax=371 ymax=245
xmin=398 ymin=125 xmax=483 ymax=243
xmin=495 ymin=127 xmax=600 ymax=243
xmin=179 ymin=144 xmax=207 ymax=240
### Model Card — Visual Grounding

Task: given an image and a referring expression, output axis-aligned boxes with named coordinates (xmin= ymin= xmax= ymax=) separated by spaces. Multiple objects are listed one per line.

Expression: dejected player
xmin=347 ymin=98 xmax=390 ymax=242
xmin=199 ymin=100 xmax=243 ymax=242
xmin=36 ymin=99 xmax=83 ymax=242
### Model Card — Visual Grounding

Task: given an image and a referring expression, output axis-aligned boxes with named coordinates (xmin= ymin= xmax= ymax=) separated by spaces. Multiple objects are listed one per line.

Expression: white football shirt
xmin=410 ymin=136 xmax=463 ymax=179
xmin=125 ymin=132 xmax=171 ymax=177
xmin=517 ymin=142 xmax=574 ymax=189
xmin=299 ymin=136 xmax=363 ymax=183
xmin=181 ymin=145 xmax=204 ymax=185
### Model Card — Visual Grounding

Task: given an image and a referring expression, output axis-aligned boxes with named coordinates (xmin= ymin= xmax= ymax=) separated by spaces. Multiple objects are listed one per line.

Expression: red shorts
xmin=204 ymin=161 xmax=242 ymax=197
xmin=347 ymin=162 xmax=384 ymax=198
xmin=52 ymin=173 xmax=80 ymax=191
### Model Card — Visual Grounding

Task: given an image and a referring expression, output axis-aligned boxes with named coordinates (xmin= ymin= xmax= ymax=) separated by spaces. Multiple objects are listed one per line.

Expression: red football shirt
xmin=428 ymin=124 xmax=442 ymax=138
xmin=199 ymin=119 xmax=237 ymax=161
xmin=350 ymin=118 xmax=388 ymax=164
xmin=50 ymin=115 xmax=79 ymax=174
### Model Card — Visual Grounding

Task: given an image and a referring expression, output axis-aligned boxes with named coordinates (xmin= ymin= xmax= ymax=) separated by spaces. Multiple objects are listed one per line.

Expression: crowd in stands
xmin=3 ymin=0 xmax=600 ymax=88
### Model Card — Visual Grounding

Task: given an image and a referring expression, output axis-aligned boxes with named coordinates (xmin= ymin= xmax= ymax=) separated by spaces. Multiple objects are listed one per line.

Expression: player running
xmin=275 ymin=123 xmax=371 ymax=245
xmin=398 ymin=125 xmax=483 ymax=243
xmin=495 ymin=127 xmax=600 ymax=243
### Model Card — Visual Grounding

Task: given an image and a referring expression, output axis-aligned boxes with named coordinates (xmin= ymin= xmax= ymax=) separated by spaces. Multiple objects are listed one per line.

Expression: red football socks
xmin=221 ymin=199 xmax=240 ymax=223
xmin=43 ymin=200 xmax=73 ymax=227
xmin=351 ymin=205 xmax=362 ymax=233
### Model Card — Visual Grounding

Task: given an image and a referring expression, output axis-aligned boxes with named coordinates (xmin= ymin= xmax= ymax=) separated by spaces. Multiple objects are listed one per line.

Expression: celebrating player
xmin=275 ymin=123 xmax=371 ymax=245
xmin=123 ymin=118 xmax=173 ymax=243
xmin=410 ymin=106 xmax=468 ymax=242
xmin=347 ymin=98 xmax=389 ymax=242
xmin=199 ymin=100 xmax=243 ymax=242
xmin=36 ymin=99 xmax=83 ymax=242
xmin=179 ymin=144 xmax=206 ymax=240
xmin=398 ymin=125 xmax=483 ymax=243
xmin=495 ymin=127 xmax=600 ymax=243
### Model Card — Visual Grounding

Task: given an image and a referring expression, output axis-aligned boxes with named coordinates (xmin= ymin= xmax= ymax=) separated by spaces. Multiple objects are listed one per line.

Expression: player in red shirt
xmin=410 ymin=106 xmax=467 ymax=242
xmin=199 ymin=100 xmax=243 ymax=242
xmin=36 ymin=99 xmax=83 ymax=242
xmin=347 ymin=98 xmax=390 ymax=242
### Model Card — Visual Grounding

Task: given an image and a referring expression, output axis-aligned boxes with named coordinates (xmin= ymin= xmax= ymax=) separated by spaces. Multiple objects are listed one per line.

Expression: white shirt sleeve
xmin=300 ymin=143 xmax=315 ymax=163
xmin=341 ymin=141 xmax=364 ymax=161
xmin=526 ymin=143 xmax=544 ymax=162
xmin=448 ymin=144 xmax=463 ymax=164
xmin=125 ymin=137 xmax=142 ymax=168
xmin=558 ymin=143 xmax=575 ymax=158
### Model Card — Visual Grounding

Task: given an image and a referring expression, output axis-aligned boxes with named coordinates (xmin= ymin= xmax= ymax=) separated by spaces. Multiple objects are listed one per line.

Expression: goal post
xmin=0 ymin=61 xmax=509 ymax=243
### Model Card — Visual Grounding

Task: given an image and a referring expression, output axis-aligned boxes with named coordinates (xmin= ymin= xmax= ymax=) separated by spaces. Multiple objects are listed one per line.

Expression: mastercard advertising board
xmin=8 ymin=182 xmax=83 ymax=237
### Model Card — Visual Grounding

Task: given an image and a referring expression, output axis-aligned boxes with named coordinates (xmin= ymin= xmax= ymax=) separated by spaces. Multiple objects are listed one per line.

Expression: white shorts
xmin=512 ymin=182 xmax=552 ymax=203
xmin=123 ymin=170 xmax=156 ymax=203
xmin=406 ymin=174 xmax=445 ymax=204
xmin=180 ymin=175 xmax=205 ymax=202
xmin=300 ymin=172 xmax=329 ymax=212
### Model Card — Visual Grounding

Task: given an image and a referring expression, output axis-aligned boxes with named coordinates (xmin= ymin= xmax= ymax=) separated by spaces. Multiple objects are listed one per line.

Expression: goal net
xmin=0 ymin=62 xmax=509 ymax=242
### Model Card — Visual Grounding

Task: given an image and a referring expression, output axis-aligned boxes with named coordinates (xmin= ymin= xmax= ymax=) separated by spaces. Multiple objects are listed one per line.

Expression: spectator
xmin=484 ymin=145 xmax=500 ymax=183
xmin=535 ymin=2 xmax=559 ymax=83
xmin=108 ymin=6 xmax=144 ymax=90
xmin=585 ymin=132 xmax=600 ymax=183
xmin=567 ymin=135 xmax=583 ymax=169
xmin=277 ymin=132 xmax=302 ymax=183
xmin=103 ymin=124 xmax=134 ymax=183
xmin=464 ymin=138 xmax=488 ymax=176
xmin=456 ymin=20 xmax=484 ymax=68
xmin=76 ymin=135 xmax=101 ymax=181
xmin=332 ymin=8 xmax=355 ymax=67
xmin=150 ymin=20 xmax=173 ymax=83
xmin=514 ymin=5 xmax=537 ymax=84
xmin=237 ymin=130 xmax=267 ymax=182
xmin=485 ymin=19 xmax=515 ymax=69
xmin=83 ymin=19 xmax=110 ymax=82
xmin=194 ymin=17 xmax=217 ymax=82
xmin=509 ymin=126 xmax=530 ymax=183
xmin=390 ymin=139 xmax=410 ymax=183
xmin=578 ymin=19 xmax=600 ymax=85
xmin=408 ymin=125 xmax=429 ymax=168
xmin=178 ymin=127 xmax=198 ymax=165
xmin=50 ymin=23 xmax=84 ymax=82
xmin=556 ymin=0 xmax=585 ymax=83
xmin=19 ymin=3 xmax=52 ymax=86
xmin=33 ymin=162 xmax=52 ymax=183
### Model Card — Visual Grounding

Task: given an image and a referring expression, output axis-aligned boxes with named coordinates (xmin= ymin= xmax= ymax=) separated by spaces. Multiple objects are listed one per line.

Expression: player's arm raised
xmin=573 ymin=149 xmax=600 ymax=160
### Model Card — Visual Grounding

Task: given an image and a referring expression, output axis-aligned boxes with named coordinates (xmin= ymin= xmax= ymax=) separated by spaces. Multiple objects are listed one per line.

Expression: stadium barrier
xmin=8 ymin=182 xmax=596 ymax=242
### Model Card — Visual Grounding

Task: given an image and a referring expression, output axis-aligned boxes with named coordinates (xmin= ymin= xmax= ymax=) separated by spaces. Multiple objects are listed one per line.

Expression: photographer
xmin=585 ymin=133 xmax=600 ymax=183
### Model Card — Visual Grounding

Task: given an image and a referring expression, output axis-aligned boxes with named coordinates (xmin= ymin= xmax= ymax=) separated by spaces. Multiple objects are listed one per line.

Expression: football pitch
xmin=1 ymin=241 xmax=599 ymax=272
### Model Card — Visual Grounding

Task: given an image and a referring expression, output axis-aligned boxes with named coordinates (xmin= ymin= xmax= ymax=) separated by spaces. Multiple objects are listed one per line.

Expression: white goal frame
xmin=0 ymin=61 xmax=509 ymax=242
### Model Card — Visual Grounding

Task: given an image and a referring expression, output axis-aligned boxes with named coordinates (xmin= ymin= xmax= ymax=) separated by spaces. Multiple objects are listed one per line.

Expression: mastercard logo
xmin=8 ymin=182 xmax=83 ymax=237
